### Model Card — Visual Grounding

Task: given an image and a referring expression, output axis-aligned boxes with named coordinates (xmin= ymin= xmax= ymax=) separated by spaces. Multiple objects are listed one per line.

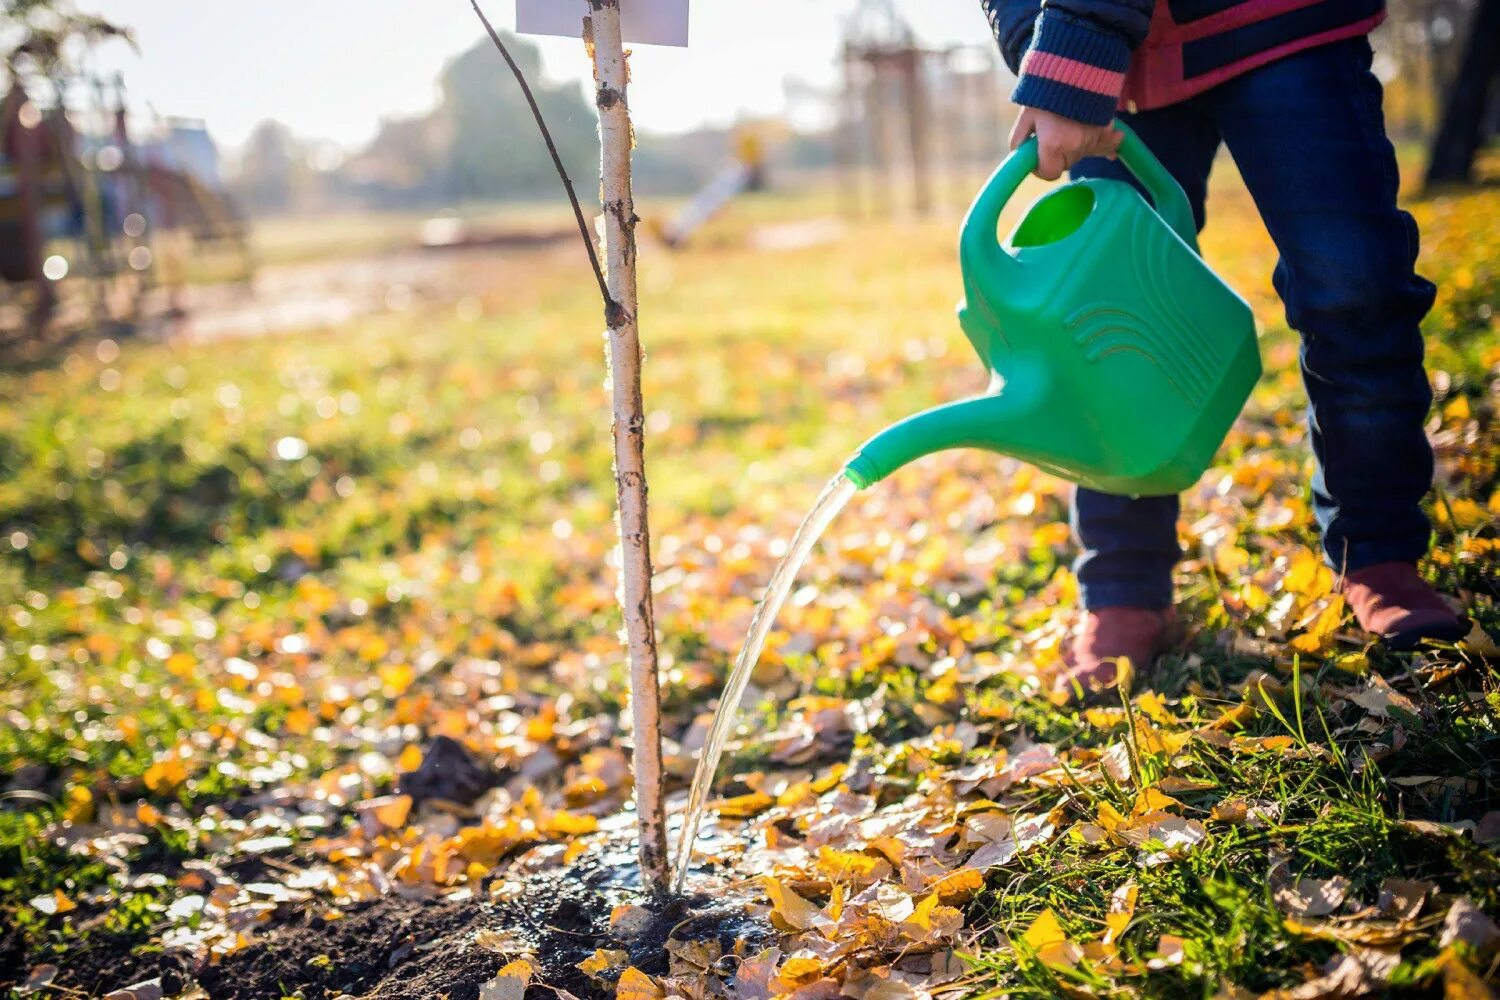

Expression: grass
xmin=0 ymin=158 xmax=1497 ymax=998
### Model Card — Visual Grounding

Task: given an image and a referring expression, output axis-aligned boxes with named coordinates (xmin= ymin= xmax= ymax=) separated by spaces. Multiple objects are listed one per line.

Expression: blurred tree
xmin=1 ymin=0 xmax=131 ymax=80
xmin=1425 ymin=0 xmax=1499 ymax=186
xmin=437 ymin=34 xmax=597 ymax=202
xmin=236 ymin=119 xmax=311 ymax=214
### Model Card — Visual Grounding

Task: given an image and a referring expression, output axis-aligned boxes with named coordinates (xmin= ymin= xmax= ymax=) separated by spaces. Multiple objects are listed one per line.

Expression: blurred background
xmin=1 ymin=0 xmax=1495 ymax=349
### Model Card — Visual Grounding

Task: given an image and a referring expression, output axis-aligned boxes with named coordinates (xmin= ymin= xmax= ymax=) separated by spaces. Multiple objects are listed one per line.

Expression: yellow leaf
xmin=762 ymin=876 xmax=826 ymax=932
xmin=165 ymin=651 xmax=196 ymax=678
xmin=1132 ymin=788 xmax=1184 ymax=818
xmin=902 ymin=892 xmax=964 ymax=942
xmin=1104 ymin=882 xmax=1137 ymax=944
xmin=778 ymin=957 xmax=825 ymax=985
xmin=578 ymin=949 xmax=629 ymax=979
xmin=616 ymin=967 xmax=665 ymax=1000
xmin=397 ymin=744 xmax=424 ymax=772
xmin=815 ymin=847 xmax=891 ymax=885
xmin=712 ymin=792 xmax=774 ymax=819
xmin=1021 ymin=908 xmax=1082 ymax=969
xmin=1440 ymin=949 xmax=1493 ymax=1000
xmin=284 ymin=707 xmax=317 ymax=735
xmin=144 ymin=754 xmax=189 ymax=794
xmin=927 ymin=866 xmax=985 ymax=903
xmin=1283 ymin=549 xmax=1332 ymax=599
xmin=62 ymin=784 xmax=94 ymax=825
xmin=544 ymin=810 xmax=598 ymax=836
xmin=1290 ymin=595 xmax=1347 ymax=654
xmin=1136 ymin=691 xmax=1179 ymax=725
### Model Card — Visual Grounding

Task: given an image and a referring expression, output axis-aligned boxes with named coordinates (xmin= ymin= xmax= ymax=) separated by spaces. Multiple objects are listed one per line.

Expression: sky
xmin=82 ymin=1 xmax=1000 ymax=152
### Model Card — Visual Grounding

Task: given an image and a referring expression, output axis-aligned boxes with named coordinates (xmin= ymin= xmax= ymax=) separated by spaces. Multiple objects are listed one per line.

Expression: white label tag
xmin=516 ymin=0 xmax=690 ymax=47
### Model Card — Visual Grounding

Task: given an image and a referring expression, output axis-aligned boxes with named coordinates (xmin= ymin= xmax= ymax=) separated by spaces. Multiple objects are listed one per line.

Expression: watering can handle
xmin=959 ymin=120 xmax=1200 ymax=271
xmin=1113 ymin=121 xmax=1199 ymax=251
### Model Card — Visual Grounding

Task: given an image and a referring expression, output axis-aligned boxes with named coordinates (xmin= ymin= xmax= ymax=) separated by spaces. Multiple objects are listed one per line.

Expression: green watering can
xmin=843 ymin=122 xmax=1261 ymax=498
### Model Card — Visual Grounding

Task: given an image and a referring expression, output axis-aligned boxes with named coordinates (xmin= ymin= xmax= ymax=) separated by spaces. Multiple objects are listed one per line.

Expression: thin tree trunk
xmin=1425 ymin=0 xmax=1500 ymax=188
xmin=586 ymin=0 xmax=670 ymax=899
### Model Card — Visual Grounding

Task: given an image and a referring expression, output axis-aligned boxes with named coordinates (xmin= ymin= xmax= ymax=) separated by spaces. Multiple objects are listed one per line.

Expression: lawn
xmin=0 ymin=160 xmax=1497 ymax=1000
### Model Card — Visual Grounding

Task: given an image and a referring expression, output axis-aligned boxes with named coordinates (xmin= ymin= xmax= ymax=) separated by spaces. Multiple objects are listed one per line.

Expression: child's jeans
xmin=1068 ymin=36 xmax=1438 ymax=610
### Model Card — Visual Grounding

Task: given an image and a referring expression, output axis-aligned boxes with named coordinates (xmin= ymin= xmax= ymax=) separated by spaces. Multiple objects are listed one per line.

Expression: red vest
xmin=1122 ymin=0 xmax=1387 ymax=110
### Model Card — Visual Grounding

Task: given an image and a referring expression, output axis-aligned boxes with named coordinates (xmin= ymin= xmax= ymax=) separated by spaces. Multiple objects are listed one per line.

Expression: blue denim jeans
xmin=1069 ymin=36 xmax=1437 ymax=610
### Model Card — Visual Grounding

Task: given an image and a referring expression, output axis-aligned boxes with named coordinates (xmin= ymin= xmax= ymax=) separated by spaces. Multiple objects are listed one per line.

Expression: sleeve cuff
xmin=1010 ymin=14 xmax=1130 ymax=126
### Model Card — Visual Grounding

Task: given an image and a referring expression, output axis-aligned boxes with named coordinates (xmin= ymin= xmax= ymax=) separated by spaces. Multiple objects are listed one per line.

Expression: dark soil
xmin=3 ymin=849 xmax=772 ymax=999
xmin=199 ymin=894 xmax=498 ymax=1000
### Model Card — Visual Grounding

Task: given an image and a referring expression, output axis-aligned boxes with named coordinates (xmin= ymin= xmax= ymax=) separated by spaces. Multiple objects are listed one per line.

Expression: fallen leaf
xmin=926 ymin=866 xmax=984 ymax=903
xmin=578 ymin=949 xmax=630 ymax=980
xmin=479 ymin=963 xmax=533 ymax=1000
xmin=1439 ymin=948 xmax=1497 ymax=999
xmin=610 ymin=904 xmax=655 ymax=939
xmin=1274 ymin=876 xmax=1351 ymax=918
xmin=816 ymin=846 xmax=892 ymax=885
xmin=474 ymin=927 xmax=532 ymax=954
xmin=762 ymin=876 xmax=828 ymax=932
xmin=901 ymin=892 xmax=964 ymax=943
xmin=17 ymin=965 xmax=58 ymax=996
xmin=29 ymin=889 xmax=76 ymax=916
xmin=1345 ymin=675 xmax=1418 ymax=719
xmin=1021 ymin=908 xmax=1082 ymax=969
xmin=1376 ymin=879 xmax=1434 ymax=922
xmin=616 ymin=967 xmax=666 ymax=1000
xmin=1439 ymin=897 xmax=1500 ymax=957
xmin=1256 ymin=949 xmax=1396 ymax=999
xmin=104 ymin=981 xmax=166 ymax=1000
xmin=1147 ymin=934 xmax=1187 ymax=970
xmin=1104 ymin=882 xmax=1137 ymax=944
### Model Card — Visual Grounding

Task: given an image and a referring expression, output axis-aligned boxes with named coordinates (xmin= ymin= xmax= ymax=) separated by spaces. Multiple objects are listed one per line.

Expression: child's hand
xmin=1009 ymin=107 xmax=1123 ymax=181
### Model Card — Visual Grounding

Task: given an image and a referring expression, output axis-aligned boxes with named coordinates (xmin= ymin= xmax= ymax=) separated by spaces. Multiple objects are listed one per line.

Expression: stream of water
xmin=671 ymin=473 xmax=858 ymax=893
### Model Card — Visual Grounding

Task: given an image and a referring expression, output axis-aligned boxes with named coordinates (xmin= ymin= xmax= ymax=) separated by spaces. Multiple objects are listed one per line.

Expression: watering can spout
xmin=843 ymin=367 xmax=1089 ymax=490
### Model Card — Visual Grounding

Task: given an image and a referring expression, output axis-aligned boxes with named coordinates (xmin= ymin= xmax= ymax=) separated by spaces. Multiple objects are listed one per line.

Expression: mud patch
xmin=192 ymin=848 xmax=770 ymax=999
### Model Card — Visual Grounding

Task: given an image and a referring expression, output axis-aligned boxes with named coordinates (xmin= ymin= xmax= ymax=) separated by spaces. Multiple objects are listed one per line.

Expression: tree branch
xmin=467 ymin=0 xmax=613 ymax=313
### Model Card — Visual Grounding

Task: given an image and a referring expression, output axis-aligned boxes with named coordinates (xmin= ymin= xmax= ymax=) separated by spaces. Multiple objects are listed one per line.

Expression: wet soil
xmin=2 ymin=848 xmax=772 ymax=999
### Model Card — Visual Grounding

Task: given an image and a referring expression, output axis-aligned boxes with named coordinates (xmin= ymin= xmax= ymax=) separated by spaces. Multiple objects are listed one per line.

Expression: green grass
xmin=0 ymin=164 xmax=1497 ymax=997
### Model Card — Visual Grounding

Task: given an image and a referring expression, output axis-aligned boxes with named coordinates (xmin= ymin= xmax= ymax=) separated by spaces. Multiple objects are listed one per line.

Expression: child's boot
xmin=1053 ymin=607 xmax=1175 ymax=701
xmin=1341 ymin=562 xmax=1468 ymax=651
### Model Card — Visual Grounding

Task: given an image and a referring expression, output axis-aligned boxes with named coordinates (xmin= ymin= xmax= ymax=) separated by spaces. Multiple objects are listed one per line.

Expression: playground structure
xmin=837 ymin=0 xmax=1013 ymax=219
xmin=657 ymin=121 xmax=781 ymax=248
xmin=0 ymin=72 xmax=252 ymax=344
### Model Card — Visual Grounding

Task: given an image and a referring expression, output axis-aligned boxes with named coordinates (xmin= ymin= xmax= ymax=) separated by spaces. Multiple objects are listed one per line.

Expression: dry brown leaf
xmin=610 ymin=904 xmax=655 ymax=939
xmin=1376 ymin=879 xmax=1434 ymax=921
xmin=17 ymin=965 xmax=58 ymax=996
xmin=1439 ymin=897 xmax=1500 ymax=957
xmin=1344 ymin=675 xmax=1419 ymax=719
xmin=1147 ymin=934 xmax=1188 ymax=970
xmin=1256 ymin=948 xmax=1395 ymax=999
xmin=1283 ymin=917 xmax=1418 ymax=947
xmin=103 ymin=980 xmax=164 ymax=1000
xmin=1274 ymin=876 xmax=1351 ymax=918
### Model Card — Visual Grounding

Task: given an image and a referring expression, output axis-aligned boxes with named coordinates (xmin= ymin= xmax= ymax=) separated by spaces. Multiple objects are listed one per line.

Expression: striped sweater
xmin=982 ymin=0 xmax=1387 ymax=124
